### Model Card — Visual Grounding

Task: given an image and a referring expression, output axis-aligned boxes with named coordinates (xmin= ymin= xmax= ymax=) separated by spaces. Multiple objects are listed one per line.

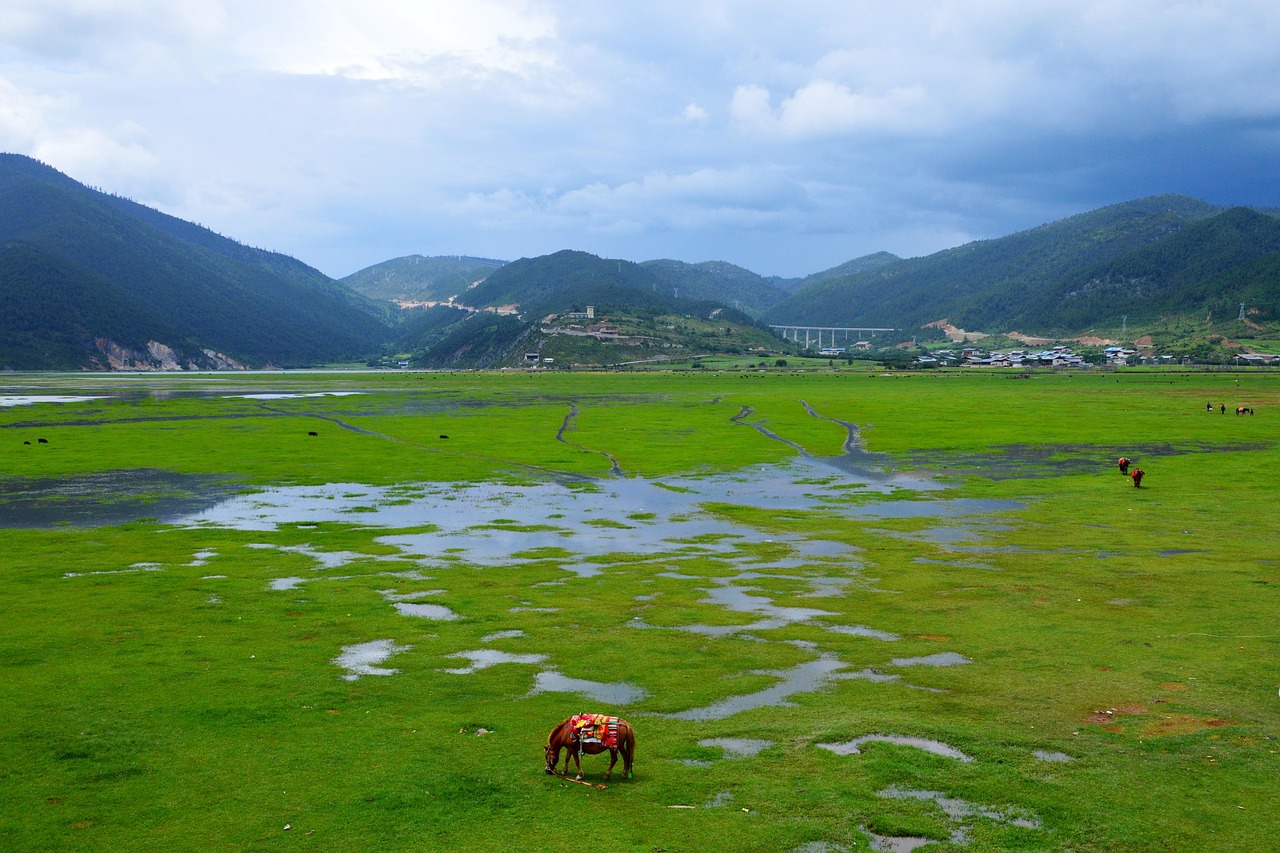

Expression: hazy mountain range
xmin=3 ymin=152 xmax=1278 ymax=370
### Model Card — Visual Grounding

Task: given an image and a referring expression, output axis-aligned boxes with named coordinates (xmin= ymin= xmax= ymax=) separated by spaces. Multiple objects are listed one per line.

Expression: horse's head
xmin=544 ymin=741 xmax=558 ymax=774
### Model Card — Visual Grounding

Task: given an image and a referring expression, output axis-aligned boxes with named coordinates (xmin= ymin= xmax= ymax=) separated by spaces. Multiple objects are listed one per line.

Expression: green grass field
xmin=1 ymin=368 xmax=1277 ymax=851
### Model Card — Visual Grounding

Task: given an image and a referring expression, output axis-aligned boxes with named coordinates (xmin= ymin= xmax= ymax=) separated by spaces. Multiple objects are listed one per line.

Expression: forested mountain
xmin=0 ymin=154 xmax=390 ymax=369
xmin=342 ymin=255 xmax=506 ymax=304
xmin=768 ymin=195 xmax=1239 ymax=331
xmin=791 ymin=252 xmax=903 ymax=290
xmin=459 ymin=249 xmax=752 ymax=320
xmin=7 ymin=149 xmax=1280 ymax=370
xmin=1000 ymin=207 xmax=1280 ymax=331
xmin=638 ymin=259 xmax=788 ymax=316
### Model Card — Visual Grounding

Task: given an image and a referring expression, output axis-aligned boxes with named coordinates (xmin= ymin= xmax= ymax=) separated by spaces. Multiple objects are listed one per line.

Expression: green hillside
xmin=9 ymin=147 xmax=1280 ymax=369
xmin=342 ymin=255 xmax=506 ymax=303
xmin=767 ymin=195 xmax=1227 ymax=332
xmin=0 ymin=154 xmax=390 ymax=369
xmin=638 ymin=258 xmax=789 ymax=316
xmin=1002 ymin=207 xmax=1280 ymax=331
xmin=459 ymin=250 xmax=663 ymax=317
xmin=792 ymin=251 xmax=903 ymax=289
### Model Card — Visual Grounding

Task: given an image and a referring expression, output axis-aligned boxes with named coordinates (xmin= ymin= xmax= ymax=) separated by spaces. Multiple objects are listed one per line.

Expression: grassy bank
xmin=1 ymin=369 xmax=1277 ymax=851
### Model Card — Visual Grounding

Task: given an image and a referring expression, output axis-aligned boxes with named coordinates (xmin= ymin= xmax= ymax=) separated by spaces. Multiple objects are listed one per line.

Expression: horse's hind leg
xmin=604 ymin=748 xmax=618 ymax=781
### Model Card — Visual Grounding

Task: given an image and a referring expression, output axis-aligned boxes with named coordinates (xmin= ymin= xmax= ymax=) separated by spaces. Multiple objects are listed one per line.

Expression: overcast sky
xmin=3 ymin=1 xmax=1279 ymax=279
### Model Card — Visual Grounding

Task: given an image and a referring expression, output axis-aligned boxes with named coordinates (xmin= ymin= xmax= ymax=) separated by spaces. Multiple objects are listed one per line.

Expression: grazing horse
xmin=545 ymin=714 xmax=635 ymax=781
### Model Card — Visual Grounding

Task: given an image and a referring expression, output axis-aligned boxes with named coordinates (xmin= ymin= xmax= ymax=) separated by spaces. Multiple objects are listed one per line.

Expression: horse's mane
xmin=547 ymin=716 xmax=572 ymax=746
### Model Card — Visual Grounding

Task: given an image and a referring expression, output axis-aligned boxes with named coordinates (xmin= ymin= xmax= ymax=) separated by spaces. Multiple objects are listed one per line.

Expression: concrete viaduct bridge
xmin=768 ymin=325 xmax=895 ymax=349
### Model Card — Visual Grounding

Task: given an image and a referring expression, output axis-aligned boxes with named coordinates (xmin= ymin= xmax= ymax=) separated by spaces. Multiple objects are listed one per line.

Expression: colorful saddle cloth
xmin=569 ymin=713 xmax=621 ymax=749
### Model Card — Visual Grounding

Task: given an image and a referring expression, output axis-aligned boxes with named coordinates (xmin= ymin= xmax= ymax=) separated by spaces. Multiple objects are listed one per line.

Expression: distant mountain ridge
xmin=6 ymin=151 xmax=1280 ymax=370
xmin=0 ymin=153 xmax=390 ymax=369
xmin=767 ymin=195 xmax=1280 ymax=334
xmin=342 ymin=255 xmax=507 ymax=304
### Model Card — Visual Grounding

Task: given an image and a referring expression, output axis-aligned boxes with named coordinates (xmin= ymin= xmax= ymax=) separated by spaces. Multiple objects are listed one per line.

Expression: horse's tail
xmin=624 ymin=724 xmax=636 ymax=777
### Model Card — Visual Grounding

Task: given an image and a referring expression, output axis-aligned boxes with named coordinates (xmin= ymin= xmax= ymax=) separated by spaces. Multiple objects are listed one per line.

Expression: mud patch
xmin=1140 ymin=715 xmax=1233 ymax=737
xmin=1084 ymin=704 xmax=1148 ymax=724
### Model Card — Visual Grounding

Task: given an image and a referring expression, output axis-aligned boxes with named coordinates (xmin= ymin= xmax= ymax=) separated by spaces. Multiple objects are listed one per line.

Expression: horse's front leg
xmin=571 ymin=748 xmax=584 ymax=780
xmin=604 ymin=747 xmax=618 ymax=781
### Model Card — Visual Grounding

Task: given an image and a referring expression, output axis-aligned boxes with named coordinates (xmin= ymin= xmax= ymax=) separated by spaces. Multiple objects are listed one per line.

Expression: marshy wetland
xmin=2 ymin=368 xmax=1277 ymax=851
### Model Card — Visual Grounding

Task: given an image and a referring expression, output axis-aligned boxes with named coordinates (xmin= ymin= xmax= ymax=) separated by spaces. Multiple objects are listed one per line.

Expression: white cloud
xmin=228 ymin=0 xmax=561 ymax=89
xmin=682 ymin=102 xmax=709 ymax=122
xmin=3 ymin=0 xmax=1280 ymax=278
xmin=0 ymin=75 xmax=48 ymax=150
xmin=731 ymin=80 xmax=934 ymax=138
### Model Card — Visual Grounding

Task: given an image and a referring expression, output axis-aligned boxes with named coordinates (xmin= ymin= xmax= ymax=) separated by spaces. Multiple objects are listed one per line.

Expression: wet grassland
xmin=1 ymin=369 xmax=1278 ymax=851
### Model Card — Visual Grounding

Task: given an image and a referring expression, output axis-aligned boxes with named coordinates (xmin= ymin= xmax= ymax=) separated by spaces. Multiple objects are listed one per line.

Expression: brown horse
xmin=544 ymin=714 xmax=635 ymax=781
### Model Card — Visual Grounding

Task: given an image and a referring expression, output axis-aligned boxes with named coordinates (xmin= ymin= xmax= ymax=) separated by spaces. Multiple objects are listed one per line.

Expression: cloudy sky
xmin=3 ymin=1 xmax=1279 ymax=279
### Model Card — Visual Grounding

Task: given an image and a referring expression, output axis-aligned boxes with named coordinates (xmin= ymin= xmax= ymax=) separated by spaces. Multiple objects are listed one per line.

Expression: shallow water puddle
xmin=861 ymin=829 xmax=955 ymax=852
xmin=826 ymin=624 xmax=901 ymax=641
xmin=249 ymin=542 xmax=406 ymax=570
xmin=481 ymin=629 xmax=525 ymax=642
xmin=225 ymin=391 xmax=365 ymax=400
xmin=64 ymin=563 xmax=163 ymax=578
xmin=528 ymin=671 xmax=650 ymax=704
xmin=668 ymin=654 xmax=849 ymax=721
xmin=889 ymin=652 xmax=973 ymax=668
xmin=334 ymin=639 xmax=412 ymax=680
xmin=442 ymin=649 xmax=547 ymax=674
xmin=704 ymin=790 xmax=734 ymax=808
xmin=818 ymin=734 xmax=975 ymax=762
xmin=699 ymin=737 xmax=775 ymax=758
xmin=388 ymin=600 xmax=460 ymax=620
xmin=880 ymin=785 xmax=1042 ymax=830
xmin=0 ymin=469 xmax=239 ymax=529
xmin=0 ymin=395 xmax=106 ymax=407
xmin=433 ymin=643 xmax=648 ymax=704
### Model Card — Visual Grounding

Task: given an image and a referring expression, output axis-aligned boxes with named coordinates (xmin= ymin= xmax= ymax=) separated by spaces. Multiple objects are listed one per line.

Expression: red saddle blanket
xmin=569 ymin=713 xmax=621 ymax=749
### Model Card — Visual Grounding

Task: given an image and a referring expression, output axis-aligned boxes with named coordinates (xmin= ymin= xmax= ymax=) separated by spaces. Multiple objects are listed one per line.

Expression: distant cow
xmin=23 ymin=440 xmax=30 ymax=445
xmin=37 ymin=438 xmax=48 ymax=444
xmin=307 ymin=431 xmax=318 ymax=436
xmin=439 ymin=434 xmax=449 ymax=439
